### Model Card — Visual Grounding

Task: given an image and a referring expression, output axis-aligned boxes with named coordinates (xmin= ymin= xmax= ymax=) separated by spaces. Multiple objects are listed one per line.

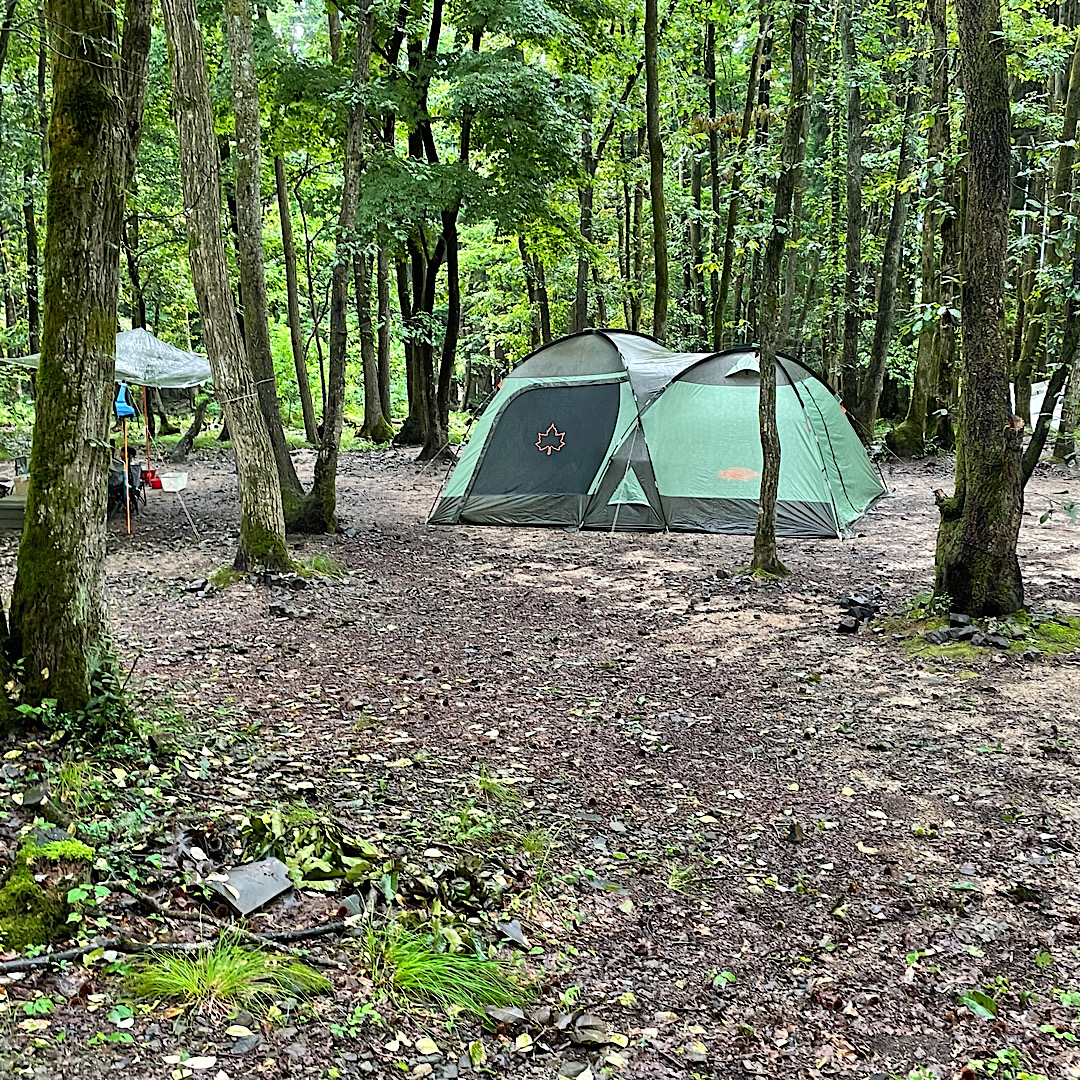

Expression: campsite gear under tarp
xmin=5 ymin=327 xmax=211 ymax=389
xmin=429 ymin=329 xmax=886 ymax=538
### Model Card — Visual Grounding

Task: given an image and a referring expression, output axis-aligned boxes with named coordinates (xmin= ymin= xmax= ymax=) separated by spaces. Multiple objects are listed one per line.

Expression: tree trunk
xmin=751 ymin=0 xmax=808 ymax=577
xmin=645 ymin=0 xmax=668 ymax=340
xmin=519 ymin=235 xmax=541 ymax=347
xmin=689 ymin=149 xmax=705 ymax=347
xmin=716 ymin=21 xmax=764 ymax=348
xmin=162 ymin=0 xmax=288 ymax=569
xmin=376 ymin=246 xmax=392 ymax=418
xmin=855 ymin=53 xmax=924 ymax=436
xmin=823 ymin=55 xmax=842 ymax=388
xmin=23 ymin=176 xmax=39 ymax=354
xmin=274 ymin=155 xmax=318 ymax=445
xmin=933 ymin=0 xmax=1024 ymax=616
xmin=572 ymin=102 xmax=594 ymax=334
xmin=297 ymin=0 xmax=372 ymax=529
xmin=3 ymin=0 xmax=151 ymax=719
xmin=170 ymin=394 xmax=209 ymax=463
xmin=888 ymin=0 xmax=950 ymax=458
xmin=326 ymin=0 xmax=342 ymax=62
xmin=393 ymin=257 xmax=425 ymax=446
xmin=840 ymin=0 xmax=863 ymax=408
xmin=1019 ymin=29 xmax=1080 ymax=432
xmin=224 ymin=0 xmax=304 ymax=522
xmin=296 ymin=177 xmax=327 ymax=417
xmin=355 ymin=252 xmax=392 ymax=442
xmin=706 ymin=20 xmax=721 ymax=343
xmin=631 ymin=126 xmax=645 ymax=332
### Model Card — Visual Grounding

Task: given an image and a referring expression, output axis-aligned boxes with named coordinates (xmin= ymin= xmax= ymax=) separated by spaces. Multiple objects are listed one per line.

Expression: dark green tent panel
xmin=428 ymin=330 xmax=886 ymax=537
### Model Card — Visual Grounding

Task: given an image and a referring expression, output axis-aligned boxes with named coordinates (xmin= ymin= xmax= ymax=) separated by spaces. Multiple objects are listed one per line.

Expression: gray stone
xmin=949 ymin=612 xmax=972 ymax=627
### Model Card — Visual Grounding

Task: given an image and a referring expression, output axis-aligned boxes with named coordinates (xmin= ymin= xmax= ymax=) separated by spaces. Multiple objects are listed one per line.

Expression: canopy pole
xmin=122 ymin=419 xmax=131 ymax=535
xmin=142 ymin=385 xmax=151 ymax=471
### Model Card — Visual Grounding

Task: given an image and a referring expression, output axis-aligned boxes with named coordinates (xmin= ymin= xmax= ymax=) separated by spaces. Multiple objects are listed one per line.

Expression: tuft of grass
xmin=128 ymin=938 xmax=330 ymax=1013
xmin=207 ymin=566 xmax=244 ymax=590
xmin=300 ymin=553 xmax=346 ymax=580
xmin=667 ymin=861 xmax=698 ymax=893
xmin=363 ymin=927 xmax=530 ymax=1016
xmin=474 ymin=766 xmax=520 ymax=806
xmin=519 ymin=827 xmax=553 ymax=860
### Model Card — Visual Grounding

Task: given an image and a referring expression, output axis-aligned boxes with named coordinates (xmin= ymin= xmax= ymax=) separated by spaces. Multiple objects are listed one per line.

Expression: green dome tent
xmin=429 ymin=329 xmax=885 ymax=537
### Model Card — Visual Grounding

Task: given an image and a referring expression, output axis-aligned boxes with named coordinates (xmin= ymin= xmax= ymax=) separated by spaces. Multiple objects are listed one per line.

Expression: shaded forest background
xmin=0 ymin=0 xmax=1076 ymax=464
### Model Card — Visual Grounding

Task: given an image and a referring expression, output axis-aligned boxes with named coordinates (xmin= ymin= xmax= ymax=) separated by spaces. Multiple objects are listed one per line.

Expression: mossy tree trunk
xmin=223 ymin=0 xmax=306 ymax=525
xmin=1 ymin=0 xmax=151 ymax=719
xmin=751 ymin=0 xmax=808 ymax=577
xmin=933 ymin=0 xmax=1024 ymax=616
xmin=162 ymin=0 xmax=289 ymax=570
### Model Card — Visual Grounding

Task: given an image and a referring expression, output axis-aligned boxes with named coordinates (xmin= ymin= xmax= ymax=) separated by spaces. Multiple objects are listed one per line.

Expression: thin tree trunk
xmin=572 ymin=100 xmax=594 ymax=333
xmin=3 ymin=0 xmax=151 ymax=717
xmin=645 ymin=0 xmax=668 ymax=340
xmin=751 ymin=0 xmax=809 ymax=576
xmin=823 ymin=55 xmax=842 ymax=388
xmin=224 ymin=0 xmax=304 ymax=523
xmin=933 ymin=0 xmax=1024 ymax=616
xmin=170 ymin=394 xmax=209 ymax=462
xmin=296 ymin=176 xmax=327 ymax=417
xmin=706 ymin=20 xmax=721 ymax=342
xmin=274 ymin=155 xmax=318 ymax=445
xmin=631 ymin=126 xmax=645 ymax=332
xmin=855 ymin=53 xmax=925 ymax=436
xmin=355 ymin=252 xmax=391 ymax=441
xmin=716 ymin=22 xmax=764 ymax=348
xmin=376 ymin=246 xmax=392 ymax=419
xmin=519 ymin=235 xmax=541 ymax=347
xmin=298 ymin=0 xmax=372 ymax=528
xmin=23 ymin=174 xmax=39 ymax=354
xmin=1022 ymin=27 xmax=1080 ymax=432
xmin=162 ymin=0 xmax=288 ymax=569
xmin=689 ymin=149 xmax=705 ymax=346
xmin=888 ymin=0 xmax=951 ymax=457
xmin=840 ymin=0 xmax=863 ymax=408
xmin=393 ymin=257 xmax=424 ymax=446
xmin=326 ymin=0 xmax=342 ymax=62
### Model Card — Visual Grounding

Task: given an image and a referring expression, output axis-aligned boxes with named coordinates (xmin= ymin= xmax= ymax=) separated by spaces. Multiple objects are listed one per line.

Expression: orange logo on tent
xmin=536 ymin=423 xmax=565 ymax=455
xmin=717 ymin=467 xmax=759 ymax=481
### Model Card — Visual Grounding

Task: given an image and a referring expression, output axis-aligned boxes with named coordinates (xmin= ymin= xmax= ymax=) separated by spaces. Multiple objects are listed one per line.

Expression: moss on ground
xmin=888 ymin=607 xmax=1080 ymax=661
xmin=0 ymin=834 xmax=95 ymax=951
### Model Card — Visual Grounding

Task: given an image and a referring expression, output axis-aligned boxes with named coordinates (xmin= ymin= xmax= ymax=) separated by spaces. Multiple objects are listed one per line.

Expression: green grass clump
xmin=1032 ymin=617 xmax=1080 ymax=655
xmin=128 ymin=938 xmax=330 ymax=1012
xmin=474 ymin=766 xmax=521 ymax=806
xmin=364 ymin=927 xmax=529 ymax=1016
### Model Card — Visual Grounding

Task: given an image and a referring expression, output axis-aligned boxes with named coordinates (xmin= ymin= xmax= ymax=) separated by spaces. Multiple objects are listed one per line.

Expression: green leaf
xmin=958 ymin=989 xmax=998 ymax=1018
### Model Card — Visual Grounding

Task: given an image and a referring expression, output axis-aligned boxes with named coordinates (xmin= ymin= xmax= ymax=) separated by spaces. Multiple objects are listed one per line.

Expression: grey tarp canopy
xmin=3 ymin=328 xmax=211 ymax=389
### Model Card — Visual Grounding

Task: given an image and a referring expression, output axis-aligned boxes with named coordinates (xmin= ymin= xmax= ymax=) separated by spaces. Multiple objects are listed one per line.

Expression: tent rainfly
xmin=429 ymin=329 xmax=886 ymax=538
xmin=4 ymin=327 xmax=211 ymax=389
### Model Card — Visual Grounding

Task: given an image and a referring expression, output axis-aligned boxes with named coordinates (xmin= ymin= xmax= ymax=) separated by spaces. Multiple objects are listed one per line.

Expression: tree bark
xmin=3 ymin=0 xmax=151 ymax=718
xmin=23 ymin=174 xmax=39 ymax=355
xmin=274 ymin=155 xmax=319 ymax=445
xmin=645 ymin=0 xmax=668 ymax=340
xmin=855 ymin=52 xmax=924 ymax=436
xmin=840 ymin=0 xmax=863 ymax=408
xmin=296 ymin=0 xmax=372 ymax=529
xmin=751 ymin=0 xmax=809 ymax=576
xmin=933 ymin=0 xmax=1024 ymax=616
xmin=706 ymin=20 xmax=721 ymax=342
xmin=355 ymin=253 xmax=392 ymax=442
xmin=162 ymin=0 xmax=288 ymax=569
xmin=170 ymin=394 xmax=209 ymax=463
xmin=224 ymin=0 xmax=304 ymax=522
xmin=376 ymin=246 xmax=392 ymax=418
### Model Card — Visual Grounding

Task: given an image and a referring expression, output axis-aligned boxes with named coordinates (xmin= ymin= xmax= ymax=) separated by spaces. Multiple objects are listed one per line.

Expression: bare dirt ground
xmin=2 ymin=447 xmax=1080 ymax=1080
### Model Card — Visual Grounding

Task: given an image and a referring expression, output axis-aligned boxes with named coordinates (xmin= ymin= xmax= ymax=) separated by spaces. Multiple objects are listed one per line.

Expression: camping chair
xmin=108 ymin=454 xmax=144 ymax=520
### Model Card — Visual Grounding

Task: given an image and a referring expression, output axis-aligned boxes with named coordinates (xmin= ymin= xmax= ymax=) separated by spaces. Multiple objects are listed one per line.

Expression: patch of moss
xmin=207 ymin=566 xmax=243 ymax=591
xmin=0 ymin=835 xmax=92 ymax=951
xmin=1032 ymin=616 xmax=1080 ymax=656
xmin=27 ymin=838 xmax=95 ymax=865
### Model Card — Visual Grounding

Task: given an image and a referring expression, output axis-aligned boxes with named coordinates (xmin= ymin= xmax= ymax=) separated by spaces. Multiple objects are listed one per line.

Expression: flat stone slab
xmin=205 ymin=857 xmax=292 ymax=916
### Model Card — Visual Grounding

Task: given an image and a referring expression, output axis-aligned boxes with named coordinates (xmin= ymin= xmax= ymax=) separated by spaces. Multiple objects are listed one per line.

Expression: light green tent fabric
xmin=429 ymin=330 xmax=885 ymax=537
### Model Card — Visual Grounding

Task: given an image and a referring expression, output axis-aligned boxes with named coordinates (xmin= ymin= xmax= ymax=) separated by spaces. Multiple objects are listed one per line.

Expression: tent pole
xmin=122 ymin=418 xmax=131 ymax=535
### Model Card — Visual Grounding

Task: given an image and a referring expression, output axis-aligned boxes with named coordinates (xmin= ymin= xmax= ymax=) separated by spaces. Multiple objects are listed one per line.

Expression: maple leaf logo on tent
xmin=536 ymin=423 xmax=566 ymax=455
